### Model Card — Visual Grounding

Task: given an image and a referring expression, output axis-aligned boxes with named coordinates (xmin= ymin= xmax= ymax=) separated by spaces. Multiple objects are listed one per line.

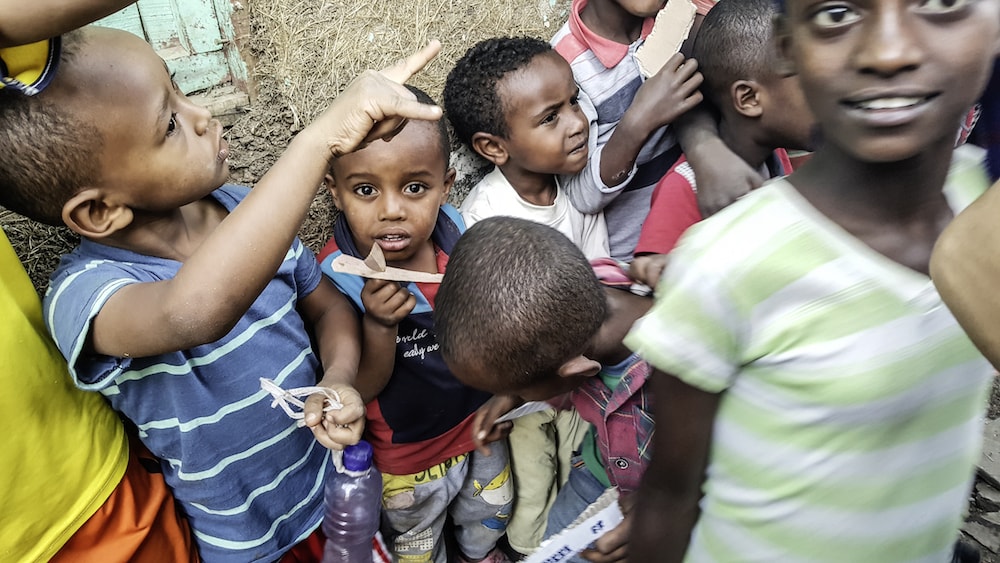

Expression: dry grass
xmin=251 ymin=0 xmax=570 ymax=125
xmin=1 ymin=0 xmax=571 ymax=293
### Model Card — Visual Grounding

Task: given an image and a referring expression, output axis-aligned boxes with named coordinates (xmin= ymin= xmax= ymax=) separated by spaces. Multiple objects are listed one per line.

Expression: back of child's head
xmin=436 ymin=216 xmax=607 ymax=393
xmin=0 ymin=29 xmax=101 ymax=225
xmin=692 ymin=0 xmax=777 ymax=110
xmin=443 ymin=36 xmax=552 ymax=149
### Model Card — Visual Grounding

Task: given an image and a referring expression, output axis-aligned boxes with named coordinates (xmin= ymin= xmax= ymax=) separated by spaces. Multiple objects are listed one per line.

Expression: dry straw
xmin=1 ymin=0 xmax=571 ymax=293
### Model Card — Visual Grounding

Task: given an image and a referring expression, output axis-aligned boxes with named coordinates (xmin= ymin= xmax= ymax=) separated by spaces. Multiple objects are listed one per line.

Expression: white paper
xmin=525 ymin=488 xmax=624 ymax=563
xmin=494 ymin=401 xmax=553 ymax=423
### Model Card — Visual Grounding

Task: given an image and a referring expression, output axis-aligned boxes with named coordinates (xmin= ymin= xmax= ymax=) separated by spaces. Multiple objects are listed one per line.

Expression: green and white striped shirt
xmin=626 ymin=147 xmax=993 ymax=562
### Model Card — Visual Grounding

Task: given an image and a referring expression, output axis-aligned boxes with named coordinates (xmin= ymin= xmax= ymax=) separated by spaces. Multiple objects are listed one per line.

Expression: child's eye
xmin=810 ymin=4 xmax=860 ymax=27
xmin=916 ymin=0 xmax=969 ymax=13
xmin=166 ymin=113 xmax=177 ymax=137
xmin=570 ymin=95 xmax=580 ymax=106
xmin=541 ymin=112 xmax=558 ymax=125
xmin=354 ymin=184 xmax=378 ymax=197
xmin=403 ymin=183 xmax=428 ymax=195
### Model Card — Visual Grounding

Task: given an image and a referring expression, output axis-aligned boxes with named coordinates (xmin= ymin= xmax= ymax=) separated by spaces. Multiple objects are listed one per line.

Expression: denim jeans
xmin=541 ymin=456 xmax=609 ymax=563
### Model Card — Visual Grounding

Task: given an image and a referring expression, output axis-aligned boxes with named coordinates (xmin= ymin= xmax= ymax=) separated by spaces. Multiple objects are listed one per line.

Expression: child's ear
xmin=471 ymin=132 xmax=509 ymax=166
xmin=62 ymin=189 xmax=134 ymax=239
xmin=323 ymin=173 xmax=343 ymax=210
xmin=773 ymin=13 xmax=797 ymax=77
xmin=440 ymin=167 xmax=457 ymax=205
xmin=732 ymin=80 xmax=764 ymax=118
xmin=557 ymin=355 xmax=602 ymax=379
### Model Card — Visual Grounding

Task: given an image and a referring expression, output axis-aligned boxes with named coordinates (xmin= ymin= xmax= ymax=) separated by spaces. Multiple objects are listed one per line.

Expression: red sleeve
xmin=316 ymin=237 xmax=340 ymax=263
xmin=634 ymin=166 xmax=703 ymax=256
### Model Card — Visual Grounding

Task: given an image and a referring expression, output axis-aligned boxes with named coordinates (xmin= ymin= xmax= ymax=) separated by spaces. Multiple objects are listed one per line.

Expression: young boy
xmin=625 ymin=0 xmax=1000 ymax=561
xmin=551 ymin=0 xmax=758 ymax=260
xmin=630 ymin=0 xmax=814 ymax=283
xmin=435 ymin=216 xmax=654 ymax=563
xmin=444 ymin=36 xmax=609 ymax=259
xmin=0 ymin=3 xmax=197 ymax=560
xmin=317 ymin=86 xmax=513 ymax=563
xmin=0 ymin=24 xmax=443 ymax=561
xmin=443 ymin=35 xmax=607 ymax=555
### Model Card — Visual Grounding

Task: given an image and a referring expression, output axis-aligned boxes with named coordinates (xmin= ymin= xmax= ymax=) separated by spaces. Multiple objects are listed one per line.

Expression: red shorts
xmin=51 ymin=437 xmax=199 ymax=563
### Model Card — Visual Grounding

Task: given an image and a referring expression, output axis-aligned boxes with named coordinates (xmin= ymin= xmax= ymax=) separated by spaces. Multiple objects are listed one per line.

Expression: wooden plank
xmin=136 ymin=0 xmax=184 ymax=52
xmin=167 ymin=51 xmax=230 ymax=94
xmin=93 ymin=4 xmax=144 ymax=38
xmin=176 ymin=0 xmax=225 ymax=53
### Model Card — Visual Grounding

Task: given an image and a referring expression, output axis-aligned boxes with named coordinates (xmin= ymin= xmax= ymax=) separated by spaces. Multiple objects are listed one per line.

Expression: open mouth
xmin=376 ymin=233 xmax=409 ymax=252
xmin=846 ymin=94 xmax=936 ymax=111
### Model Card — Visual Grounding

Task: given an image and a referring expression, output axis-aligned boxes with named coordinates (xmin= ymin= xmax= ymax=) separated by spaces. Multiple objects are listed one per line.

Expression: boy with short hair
xmin=0 ymin=2 xmax=200 ymax=561
xmin=625 ymin=0 xmax=1000 ymax=560
xmin=444 ymin=36 xmax=609 ymax=259
xmin=0 ymin=24 xmax=443 ymax=561
xmin=630 ymin=0 xmax=814 ymax=282
xmin=444 ymin=35 xmax=617 ymax=555
xmin=435 ymin=215 xmax=654 ymax=563
xmin=551 ymin=0 xmax=759 ymax=260
xmin=318 ymin=86 xmax=513 ymax=563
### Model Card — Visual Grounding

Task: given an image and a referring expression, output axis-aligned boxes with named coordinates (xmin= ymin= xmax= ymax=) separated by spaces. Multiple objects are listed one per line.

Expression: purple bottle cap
xmin=343 ymin=440 xmax=374 ymax=472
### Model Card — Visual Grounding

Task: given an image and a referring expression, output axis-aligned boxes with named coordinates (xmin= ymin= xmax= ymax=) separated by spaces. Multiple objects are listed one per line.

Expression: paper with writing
xmin=525 ymin=488 xmax=624 ymax=563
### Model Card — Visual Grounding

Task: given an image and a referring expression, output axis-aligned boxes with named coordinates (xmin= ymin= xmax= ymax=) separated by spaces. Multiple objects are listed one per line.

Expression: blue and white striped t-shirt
xmin=44 ymin=185 xmax=330 ymax=562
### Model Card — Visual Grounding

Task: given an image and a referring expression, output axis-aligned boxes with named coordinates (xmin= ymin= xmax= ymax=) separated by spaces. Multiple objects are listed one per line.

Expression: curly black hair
xmin=443 ymin=36 xmax=553 ymax=148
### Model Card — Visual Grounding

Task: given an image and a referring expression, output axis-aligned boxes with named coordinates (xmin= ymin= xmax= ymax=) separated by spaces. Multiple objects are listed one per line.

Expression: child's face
xmin=328 ymin=120 xmax=454 ymax=268
xmin=779 ymin=0 xmax=1000 ymax=163
xmin=496 ymin=52 xmax=590 ymax=177
xmin=761 ymin=74 xmax=816 ymax=152
xmin=52 ymin=27 xmax=230 ymax=211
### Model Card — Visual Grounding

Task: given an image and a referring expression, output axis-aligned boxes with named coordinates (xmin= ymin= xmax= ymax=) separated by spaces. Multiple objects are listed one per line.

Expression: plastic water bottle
xmin=322 ymin=440 xmax=382 ymax=563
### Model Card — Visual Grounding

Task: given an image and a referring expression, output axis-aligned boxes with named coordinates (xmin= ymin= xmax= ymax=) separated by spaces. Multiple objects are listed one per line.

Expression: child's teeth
xmin=857 ymin=97 xmax=922 ymax=110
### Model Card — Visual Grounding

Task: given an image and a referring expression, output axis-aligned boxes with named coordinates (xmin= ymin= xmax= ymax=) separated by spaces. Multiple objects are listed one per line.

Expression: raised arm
xmin=564 ymin=53 xmax=702 ymax=214
xmin=90 ymin=42 xmax=443 ymax=358
xmin=675 ymin=104 xmax=763 ymax=216
xmin=630 ymin=370 xmax=719 ymax=562
xmin=0 ymin=0 xmax=136 ymax=46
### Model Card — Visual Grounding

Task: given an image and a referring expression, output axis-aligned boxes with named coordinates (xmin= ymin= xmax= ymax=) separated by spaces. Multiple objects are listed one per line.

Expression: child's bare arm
xmin=0 ymin=0 xmax=135 ymax=46
xmin=631 ymin=369 xmax=719 ymax=563
xmin=598 ymin=53 xmax=702 ymax=189
xmin=931 ymin=179 xmax=1000 ymax=368
xmin=298 ymin=278 xmax=366 ymax=450
xmin=676 ymin=105 xmax=763 ymax=216
xmin=354 ymin=278 xmax=416 ymax=403
xmin=89 ymin=42 xmax=442 ymax=359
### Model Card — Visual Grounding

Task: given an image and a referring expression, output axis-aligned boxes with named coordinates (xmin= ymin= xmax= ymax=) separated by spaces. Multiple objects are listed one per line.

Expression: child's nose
xmin=855 ymin=8 xmax=924 ymax=77
xmin=378 ymin=193 xmax=405 ymax=220
xmin=183 ymin=97 xmax=215 ymax=136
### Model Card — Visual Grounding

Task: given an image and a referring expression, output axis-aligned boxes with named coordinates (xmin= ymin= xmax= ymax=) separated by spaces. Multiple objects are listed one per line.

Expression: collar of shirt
xmin=568 ymin=0 xmax=654 ymax=69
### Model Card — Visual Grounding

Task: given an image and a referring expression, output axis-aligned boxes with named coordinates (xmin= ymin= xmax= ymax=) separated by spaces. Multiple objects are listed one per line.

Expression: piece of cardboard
xmin=635 ymin=0 xmax=697 ymax=78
